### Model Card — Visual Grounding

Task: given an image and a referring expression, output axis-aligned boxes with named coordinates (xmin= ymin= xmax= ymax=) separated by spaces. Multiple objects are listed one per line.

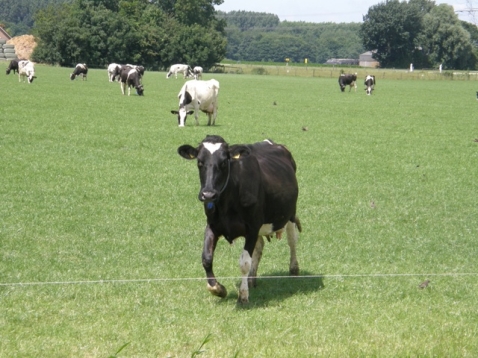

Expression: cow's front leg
xmin=239 ymin=249 xmax=252 ymax=303
xmin=203 ymin=225 xmax=227 ymax=298
xmin=248 ymin=236 xmax=264 ymax=288
xmin=194 ymin=110 xmax=200 ymax=126
xmin=238 ymin=237 xmax=258 ymax=303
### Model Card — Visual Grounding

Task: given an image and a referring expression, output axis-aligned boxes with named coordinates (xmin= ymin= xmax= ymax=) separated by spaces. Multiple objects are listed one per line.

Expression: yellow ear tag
xmin=189 ymin=154 xmax=195 ymax=159
xmin=232 ymin=153 xmax=240 ymax=159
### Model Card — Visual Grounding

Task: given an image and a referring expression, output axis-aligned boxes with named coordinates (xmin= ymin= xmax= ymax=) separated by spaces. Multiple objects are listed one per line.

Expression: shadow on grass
xmin=217 ymin=270 xmax=325 ymax=309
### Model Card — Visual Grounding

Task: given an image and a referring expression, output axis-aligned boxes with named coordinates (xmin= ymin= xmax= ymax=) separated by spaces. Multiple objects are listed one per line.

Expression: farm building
xmin=0 ymin=27 xmax=14 ymax=61
xmin=359 ymin=51 xmax=380 ymax=68
xmin=0 ymin=27 xmax=11 ymax=41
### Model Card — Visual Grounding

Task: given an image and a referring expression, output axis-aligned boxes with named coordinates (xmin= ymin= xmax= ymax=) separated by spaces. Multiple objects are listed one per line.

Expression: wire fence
xmin=215 ymin=63 xmax=478 ymax=81
xmin=1 ymin=272 xmax=476 ymax=287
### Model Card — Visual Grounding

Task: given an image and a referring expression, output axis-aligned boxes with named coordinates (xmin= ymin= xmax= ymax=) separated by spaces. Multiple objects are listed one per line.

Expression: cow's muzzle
xmin=199 ymin=191 xmax=217 ymax=202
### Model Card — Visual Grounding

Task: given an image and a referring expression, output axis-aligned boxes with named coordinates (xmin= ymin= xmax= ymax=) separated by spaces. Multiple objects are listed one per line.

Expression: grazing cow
xmin=18 ymin=60 xmax=36 ymax=83
xmin=166 ymin=64 xmax=193 ymax=79
xmin=177 ymin=135 xmax=301 ymax=303
xmin=119 ymin=67 xmax=144 ymax=96
xmin=6 ymin=59 xmax=26 ymax=75
xmin=107 ymin=63 xmax=121 ymax=82
xmin=364 ymin=75 xmax=376 ymax=95
xmin=70 ymin=63 xmax=88 ymax=80
xmin=112 ymin=64 xmax=145 ymax=83
xmin=338 ymin=73 xmax=357 ymax=92
xmin=171 ymin=79 xmax=219 ymax=127
xmin=193 ymin=66 xmax=203 ymax=80
xmin=126 ymin=64 xmax=145 ymax=78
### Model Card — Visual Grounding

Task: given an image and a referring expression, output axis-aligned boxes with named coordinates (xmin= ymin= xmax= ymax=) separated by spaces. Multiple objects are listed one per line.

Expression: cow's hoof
xmin=290 ymin=265 xmax=299 ymax=276
xmin=207 ymin=283 xmax=227 ymax=298
xmin=237 ymin=295 xmax=249 ymax=304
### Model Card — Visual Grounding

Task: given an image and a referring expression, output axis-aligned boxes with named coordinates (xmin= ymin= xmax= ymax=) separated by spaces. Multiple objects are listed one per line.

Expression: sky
xmin=215 ymin=0 xmax=475 ymax=24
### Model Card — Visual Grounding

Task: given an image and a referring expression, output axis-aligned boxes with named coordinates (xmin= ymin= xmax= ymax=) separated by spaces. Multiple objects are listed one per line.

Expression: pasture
xmin=1 ymin=63 xmax=478 ymax=357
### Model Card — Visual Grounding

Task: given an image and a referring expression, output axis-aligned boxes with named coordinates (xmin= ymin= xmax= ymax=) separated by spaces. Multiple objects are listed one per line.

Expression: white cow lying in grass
xmin=166 ymin=64 xmax=193 ymax=79
xmin=18 ymin=60 xmax=36 ymax=83
xmin=171 ymin=79 xmax=219 ymax=127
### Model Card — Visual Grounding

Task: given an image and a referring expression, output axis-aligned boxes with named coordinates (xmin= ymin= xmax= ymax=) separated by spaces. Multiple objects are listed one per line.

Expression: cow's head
xmin=171 ymin=90 xmax=195 ymax=127
xmin=178 ymin=135 xmax=246 ymax=205
xmin=136 ymin=84 xmax=144 ymax=96
xmin=70 ymin=73 xmax=76 ymax=80
xmin=28 ymin=75 xmax=37 ymax=83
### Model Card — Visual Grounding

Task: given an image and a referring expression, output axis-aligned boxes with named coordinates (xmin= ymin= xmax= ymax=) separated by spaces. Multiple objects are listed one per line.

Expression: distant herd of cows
xmin=5 ymin=59 xmax=377 ymax=128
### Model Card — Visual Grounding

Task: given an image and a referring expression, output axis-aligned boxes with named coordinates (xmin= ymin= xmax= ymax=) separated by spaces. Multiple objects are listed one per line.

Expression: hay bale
xmin=7 ymin=35 xmax=37 ymax=60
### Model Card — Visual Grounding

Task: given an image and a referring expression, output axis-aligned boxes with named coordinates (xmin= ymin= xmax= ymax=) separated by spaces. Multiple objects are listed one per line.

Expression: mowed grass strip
xmin=1 ymin=63 xmax=477 ymax=357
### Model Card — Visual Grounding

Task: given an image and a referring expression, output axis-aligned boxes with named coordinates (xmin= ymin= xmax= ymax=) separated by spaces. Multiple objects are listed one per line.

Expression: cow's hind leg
xmin=248 ymin=236 xmax=264 ymax=288
xmin=286 ymin=221 xmax=299 ymax=275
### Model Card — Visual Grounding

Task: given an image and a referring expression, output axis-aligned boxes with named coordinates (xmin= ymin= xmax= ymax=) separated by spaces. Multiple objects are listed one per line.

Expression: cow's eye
xmin=197 ymin=161 xmax=204 ymax=168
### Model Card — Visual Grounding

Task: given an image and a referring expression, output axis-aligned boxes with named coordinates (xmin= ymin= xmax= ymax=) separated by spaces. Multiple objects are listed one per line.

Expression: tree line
xmin=1 ymin=0 xmax=477 ymax=70
xmin=1 ymin=0 xmax=227 ymax=70
xmin=217 ymin=11 xmax=364 ymax=64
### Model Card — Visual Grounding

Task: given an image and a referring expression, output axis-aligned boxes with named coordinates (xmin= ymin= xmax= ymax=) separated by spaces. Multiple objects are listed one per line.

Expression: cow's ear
xmin=229 ymin=145 xmax=250 ymax=160
xmin=171 ymin=110 xmax=179 ymax=115
xmin=178 ymin=145 xmax=198 ymax=160
xmin=186 ymin=110 xmax=194 ymax=115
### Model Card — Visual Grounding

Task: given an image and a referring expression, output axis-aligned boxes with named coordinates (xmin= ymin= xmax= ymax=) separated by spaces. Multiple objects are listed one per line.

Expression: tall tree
xmin=421 ymin=4 xmax=477 ymax=69
xmin=32 ymin=0 xmax=226 ymax=69
xmin=360 ymin=0 xmax=425 ymax=68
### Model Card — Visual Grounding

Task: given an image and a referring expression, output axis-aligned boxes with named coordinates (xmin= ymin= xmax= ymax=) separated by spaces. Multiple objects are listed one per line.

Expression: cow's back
xmin=183 ymin=79 xmax=219 ymax=110
xmin=231 ymin=141 xmax=298 ymax=223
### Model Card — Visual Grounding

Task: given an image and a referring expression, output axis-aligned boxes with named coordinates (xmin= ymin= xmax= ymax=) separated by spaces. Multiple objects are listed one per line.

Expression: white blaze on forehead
xmin=203 ymin=142 xmax=223 ymax=154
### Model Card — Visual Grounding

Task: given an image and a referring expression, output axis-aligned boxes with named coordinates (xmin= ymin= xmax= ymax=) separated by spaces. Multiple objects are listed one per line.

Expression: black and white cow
xmin=193 ymin=66 xmax=203 ymax=80
xmin=107 ymin=63 xmax=121 ymax=82
xmin=178 ymin=135 xmax=301 ymax=303
xmin=18 ymin=60 xmax=36 ymax=83
xmin=171 ymin=79 xmax=219 ymax=127
xmin=126 ymin=64 xmax=145 ymax=78
xmin=6 ymin=59 xmax=26 ymax=75
xmin=70 ymin=63 xmax=88 ymax=80
xmin=338 ymin=73 xmax=357 ymax=92
xmin=364 ymin=75 xmax=376 ymax=95
xmin=119 ymin=66 xmax=144 ymax=96
xmin=166 ymin=64 xmax=193 ymax=79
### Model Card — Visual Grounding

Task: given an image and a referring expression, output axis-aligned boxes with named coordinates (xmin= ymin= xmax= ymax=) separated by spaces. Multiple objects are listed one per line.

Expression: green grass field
xmin=1 ymin=63 xmax=478 ymax=357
